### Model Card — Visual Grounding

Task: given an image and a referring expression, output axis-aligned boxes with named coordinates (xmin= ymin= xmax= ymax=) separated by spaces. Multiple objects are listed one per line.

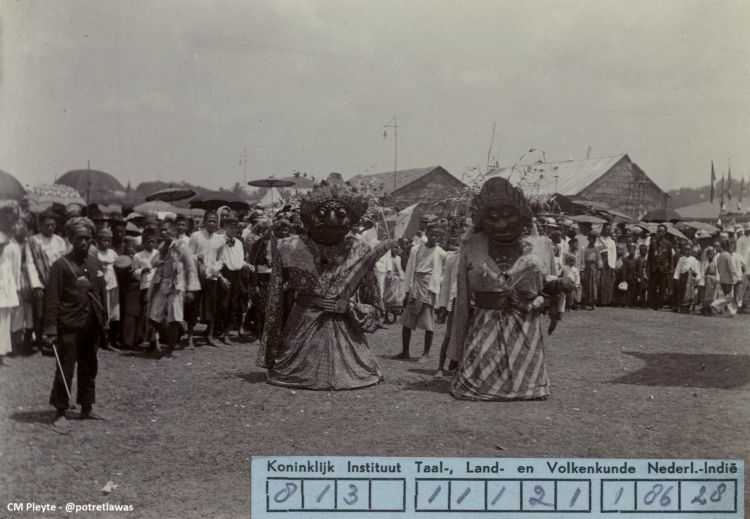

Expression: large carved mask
xmin=304 ymin=199 xmax=354 ymax=245
xmin=471 ymin=177 xmax=532 ymax=245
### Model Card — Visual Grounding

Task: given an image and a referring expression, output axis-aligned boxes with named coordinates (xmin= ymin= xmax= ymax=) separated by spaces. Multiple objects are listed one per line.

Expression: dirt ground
xmin=1 ymin=308 xmax=748 ymax=518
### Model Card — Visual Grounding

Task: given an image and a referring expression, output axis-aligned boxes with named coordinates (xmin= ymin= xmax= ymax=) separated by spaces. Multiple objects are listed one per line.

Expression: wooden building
xmin=349 ymin=166 xmax=466 ymax=210
xmin=489 ymin=154 xmax=667 ymax=219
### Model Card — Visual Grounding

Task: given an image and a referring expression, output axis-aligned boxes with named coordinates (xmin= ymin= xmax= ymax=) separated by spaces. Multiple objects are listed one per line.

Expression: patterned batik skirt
xmin=449 ymin=308 xmax=550 ymax=401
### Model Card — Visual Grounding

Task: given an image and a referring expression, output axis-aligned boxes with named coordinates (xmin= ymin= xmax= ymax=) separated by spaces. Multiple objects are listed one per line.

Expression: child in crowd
xmin=619 ymin=243 xmax=639 ymax=307
xmin=96 ymin=227 xmax=120 ymax=349
xmin=133 ymin=229 xmax=159 ymax=349
xmin=116 ymin=237 xmax=141 ymax=350
xmin=636 ymin=244 xmax=649 ymax=307
xmin=582 ymin=234 xmax=602 ymax=310
xmin=560 ymin=253 xmax=581 ymax=311
xmin=673 ymin=243 xmax=702 ymax=313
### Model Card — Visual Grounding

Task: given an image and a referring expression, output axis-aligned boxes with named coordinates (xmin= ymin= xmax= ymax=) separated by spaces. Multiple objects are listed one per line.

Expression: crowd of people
xmin=0 ymin=177 xmax=748 ymax=424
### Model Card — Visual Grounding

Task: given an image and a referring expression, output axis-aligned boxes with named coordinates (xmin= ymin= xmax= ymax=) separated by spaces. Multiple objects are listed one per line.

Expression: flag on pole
xmin=738 ymin=176 xmax=745 ymax=212
xmin=727 ymin=164 xmax=733 ymax=201
xmin=719 ymin=175 xmax=725 ymax=211
xmin=710 ymin=161 xmax=716 ymax=203
xmin=393 ymin=203 xmax=419 ymax=239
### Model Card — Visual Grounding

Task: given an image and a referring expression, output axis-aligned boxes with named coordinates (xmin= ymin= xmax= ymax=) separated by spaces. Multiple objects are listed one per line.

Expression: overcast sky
xmin=2 ymin=0 xmax=749 ymax=191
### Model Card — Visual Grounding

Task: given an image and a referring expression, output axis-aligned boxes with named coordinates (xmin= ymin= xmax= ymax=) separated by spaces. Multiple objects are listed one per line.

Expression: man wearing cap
xmin=44 ymin=217 xmax=107 ymax=425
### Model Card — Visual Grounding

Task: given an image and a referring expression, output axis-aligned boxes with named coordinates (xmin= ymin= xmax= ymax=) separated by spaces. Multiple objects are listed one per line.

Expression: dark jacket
xmin=647 ymin=237 xmax=674 ymax=275
xmin=44 ymin=253 xmax=107 ymax=334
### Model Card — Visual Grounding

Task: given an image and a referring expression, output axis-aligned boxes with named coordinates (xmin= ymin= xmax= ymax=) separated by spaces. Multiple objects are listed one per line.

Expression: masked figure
xmin=257 ymin=182 xmax=392 ymax=390
xmin=448 ymin=177 xmax=572 ymax=401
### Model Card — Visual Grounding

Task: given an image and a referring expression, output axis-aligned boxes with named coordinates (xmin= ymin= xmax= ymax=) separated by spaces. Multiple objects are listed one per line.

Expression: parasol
xmin=642 ymin=207 xmax=682 ymax=223
xmin=248 ymin=178 xmax=296 ymax=211
xmin=679 ymin=221 xmax=719 ymax=233
xmin=601 ymin=208 xmax=632 ymax=220
xmin=570 ymin=199 xmax=610 ymax=210
xmin=0 ymin=169 xmax=26 ymax=201
xmin=665 ymin=224 xmax=688 ymax=241
xmin=247 ymin=178 xmax=296 ymax=189
xmin=56 ymin=168 xmax=124 ymax=193
xmin=27 ymin=183 xmax=85 ymax=212
xmin=145 ymin=187 xmax=196 ymax=202
xmin=134 ymin=200 xmax=183 ymax=215
xmin=569 ymin=214 xmax=607 ymax=224
xmin=189 ymin=191 xmax=249 ymax=211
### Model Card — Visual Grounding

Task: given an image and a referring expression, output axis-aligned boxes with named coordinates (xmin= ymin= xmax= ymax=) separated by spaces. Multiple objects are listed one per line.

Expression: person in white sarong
xmin=395 ymin=222 xmax=446 ymax=361
xmin=0 ymin=232 xmax=20 ymax=364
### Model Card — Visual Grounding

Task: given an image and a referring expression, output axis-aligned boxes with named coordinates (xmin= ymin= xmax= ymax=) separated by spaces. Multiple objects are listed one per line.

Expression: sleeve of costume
xmin=436 ymin=257 xmax=452 ymax=309
xmin=447 ymin=252 xmax=470 ymax=362
xmin=43 ymin=261 xmax=63 ymax=335
xmin=348 ymin=268 xmax=383 ymax=333
xmin=257 ymin=241 xmax=285 ymax=369
xmin=25 ymin=243 xmax=43 ymax=289
xmin=403 ymin=246 xmax=416 ymax=294
xmin=672 ymin=257 xmax=683 ymax=280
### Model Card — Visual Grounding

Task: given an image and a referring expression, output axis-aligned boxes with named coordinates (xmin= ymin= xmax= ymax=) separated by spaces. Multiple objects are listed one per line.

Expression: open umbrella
xmin=189 ymin=191 xmax=249 ymax=211
xmin=601 ymin=208 xmax=632 ymax=220
xmin=248 ymin=178 xmax=296 ymax=211
xmin=569 ymin=214 xmax=607 ymax=224
xmin=665 ymin=224 xmax=688 ymax=242
xmin=134 ymin=200 xmax=182 ymax=214
xmin=145 ymin=187 xmax=196 ymax=202
xmin=247 ymin=178 xmax=296 ymax=189
xmin=642 ymin=207 xmax=681 ymax=223
xmin=679 ymin=221 xmax=719 ymax=233
xmin=0 ymin=169 xmax=26 ymax=201
xmin=56 ymin=168 xmax=124 ymax=193
xmin=570 ymin=199 xmax=610 ymax=210
xmin=27 ymin=183 xmax=85 ymax=212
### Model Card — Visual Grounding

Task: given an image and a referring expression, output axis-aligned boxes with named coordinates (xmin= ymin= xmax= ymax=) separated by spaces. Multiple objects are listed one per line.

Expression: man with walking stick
xmin=44 ymin=217 xmax=108 ymax=427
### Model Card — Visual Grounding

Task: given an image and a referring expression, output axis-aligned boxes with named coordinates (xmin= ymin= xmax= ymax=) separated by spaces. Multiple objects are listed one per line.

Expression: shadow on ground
xmin=611 ymin=352 xmax=750 ymax=389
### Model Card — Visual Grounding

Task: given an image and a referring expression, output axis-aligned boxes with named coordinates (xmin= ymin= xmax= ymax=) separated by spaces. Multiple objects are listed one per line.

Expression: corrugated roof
xmin=349 ymin=166 xmax=441 ymax=194
xmin=487 ymin=155 xmax=626 ymax=197
xmin=675 ymin=201 xmax=721 ymax=220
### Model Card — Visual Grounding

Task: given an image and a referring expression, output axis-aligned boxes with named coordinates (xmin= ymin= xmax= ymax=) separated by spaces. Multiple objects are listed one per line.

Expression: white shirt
xmin=221 ymin=238 xmax=245 ymax=271
xmin=189 ymin=230 xmax=225 ymax=279
xmin=673 ymin=255 xmax=702 ymax=282
xmin=596 ymin=236 xmax=617 ymax=269
xmin=31 ymin=233 xmax=67 ymax=266
xmin=133 ymin=249 xmax=159 ymax=289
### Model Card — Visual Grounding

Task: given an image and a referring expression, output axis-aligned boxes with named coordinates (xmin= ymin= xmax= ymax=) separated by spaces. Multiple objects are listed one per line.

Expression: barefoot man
xmin=395 ymin=221 xmax=446 ymax=361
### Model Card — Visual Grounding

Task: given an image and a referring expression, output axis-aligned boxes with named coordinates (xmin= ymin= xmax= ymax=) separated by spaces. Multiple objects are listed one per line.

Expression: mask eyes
xmin=317 ymin=209 xmax=326 ymax=219
xmin=337 ymin=208 xmax=348 ymax=219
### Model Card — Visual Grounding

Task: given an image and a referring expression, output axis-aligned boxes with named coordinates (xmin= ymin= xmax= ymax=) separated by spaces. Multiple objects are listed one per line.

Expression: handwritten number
xmin=456 ymin=487 xmax=471 ymax=504
xmin=343 ymin=484 xmax=359 ymax=505
xmin=691 ymin=486 xmax=707 ymax=505
xmin=273 ymin=482 xmax=298 ymax=503
xmin=660 ymin=486 xmax=673 ymax=507
xmin=428 ymin=485 xmax=442 ymax=504
xmin=316 ymin=484 xmax=330 ymax=503
xmin=529 ymin=485 xmax=553 ymax=507
xmin=614 ymin=487 xmax=624 ymax=505
xmin=569 ymin=488 xmax=581 ymax=507
xmin=710 ymin=483 xmax=726 ymax=503
xmin=644 ymin=484 xmax=663 ymax=505
xmin=491 ymin=486 xmax=506 ymax=506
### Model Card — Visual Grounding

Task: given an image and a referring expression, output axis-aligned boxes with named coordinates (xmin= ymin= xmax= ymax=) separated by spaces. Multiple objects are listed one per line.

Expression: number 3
xmin=343 ymin=484 xmax=359 ymax=505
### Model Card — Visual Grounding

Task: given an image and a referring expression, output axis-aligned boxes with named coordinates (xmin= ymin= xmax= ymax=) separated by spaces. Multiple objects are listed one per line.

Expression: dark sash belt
xmin=474 ymin=291 xmax=514 ymax=311
xmin=295 ymin=294 xmax=349 ymax=314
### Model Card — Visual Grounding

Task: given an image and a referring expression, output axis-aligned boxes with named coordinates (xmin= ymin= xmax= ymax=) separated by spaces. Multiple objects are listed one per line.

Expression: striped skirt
xmin=450 ymin=308 xmax=550 ymax=401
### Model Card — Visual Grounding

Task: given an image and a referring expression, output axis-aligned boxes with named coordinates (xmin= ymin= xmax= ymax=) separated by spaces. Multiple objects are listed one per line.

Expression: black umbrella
xmin=642 ymin=207 xmax=682 ymax=223
xmin=56 ymin=168 xmax=124 ymax=193
xmin=189 ymin=190 xmax=249 ymax=211
xmin=247 ymin=178 xmax=296 ymax=189
xmin=145 ymin=187 xmax=196 ymax=202
xmin=0 ymin=169 xmax=26 ymax=201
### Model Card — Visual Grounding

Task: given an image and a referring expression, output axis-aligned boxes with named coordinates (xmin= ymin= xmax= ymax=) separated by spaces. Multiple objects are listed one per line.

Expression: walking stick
xmin=50 ymin=339 xmax=72 ymax=403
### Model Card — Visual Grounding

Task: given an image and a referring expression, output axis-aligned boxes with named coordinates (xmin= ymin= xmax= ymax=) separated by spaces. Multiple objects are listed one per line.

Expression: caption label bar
xmin=251 ymin=457 xmax=743 ymax=518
